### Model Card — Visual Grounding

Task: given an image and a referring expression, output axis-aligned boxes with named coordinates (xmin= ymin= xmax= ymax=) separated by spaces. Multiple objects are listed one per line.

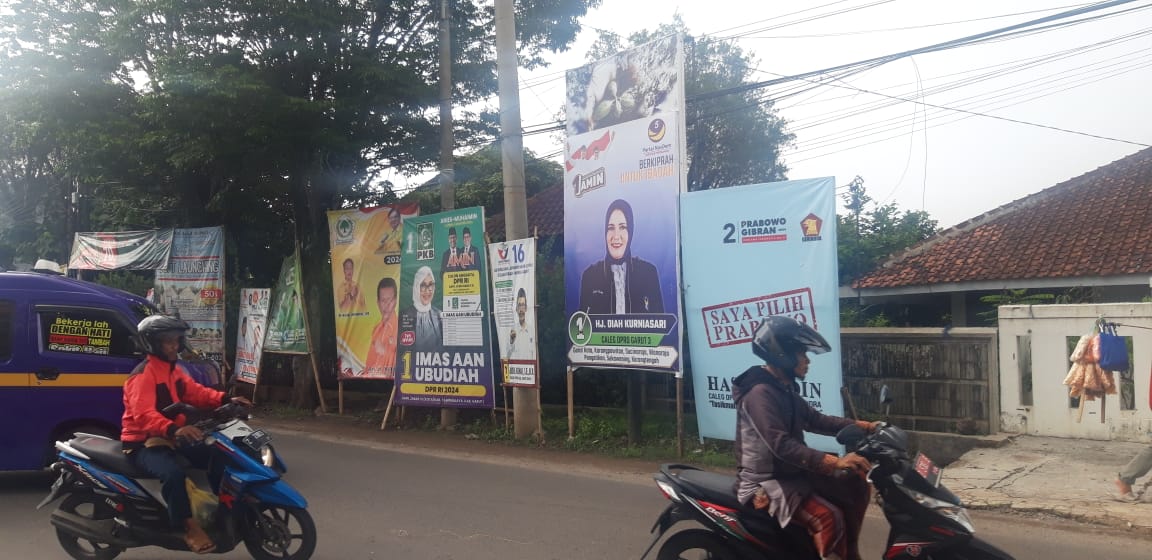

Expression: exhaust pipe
xmin=50 ymin=510 xmax=135 ymax=549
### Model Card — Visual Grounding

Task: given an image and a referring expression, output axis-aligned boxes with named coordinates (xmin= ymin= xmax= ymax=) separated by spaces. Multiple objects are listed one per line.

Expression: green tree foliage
xmin=1 ymin=0 xmax=598 ymax=391
xmin=585 ymin=18 xmax=794 ymax=191
xmin=837 ymin=178 xmax=939 ymax=287
xmin=404 ymin=145 xmax=562 ymax=218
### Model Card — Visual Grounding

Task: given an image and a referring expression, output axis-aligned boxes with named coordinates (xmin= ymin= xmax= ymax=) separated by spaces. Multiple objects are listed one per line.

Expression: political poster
xmin=263 ymin=252 xmax=308 ymax=354
xmin=234 ymin=288 xmax=271 ymax=385
xmin=563 ymin=35 xmax=686 ymax=376
xmin=488 ymin=238 xmax=538 ymax=387
xmin=327 ymin=204 xmax=420 ymax=380
xmin=69 ymin=229 xmax=174 ymax=271
xmin=394 ymin=208 xmax=494 ymax=408
xmin=153 ymin=227 xmax=225 ymax=364
xmin=681 ymin=178 xmax=842 ymax=448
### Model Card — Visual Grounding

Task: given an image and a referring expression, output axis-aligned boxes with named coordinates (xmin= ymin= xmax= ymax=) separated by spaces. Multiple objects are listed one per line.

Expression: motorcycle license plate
xmin=913 ymin=452 xmax=943 ymax=487
xmin=243 ymin=430 xmax=271 ymax=449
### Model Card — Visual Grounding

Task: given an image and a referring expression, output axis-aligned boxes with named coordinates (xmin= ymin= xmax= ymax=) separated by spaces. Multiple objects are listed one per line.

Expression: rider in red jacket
xmin=122 ymin=315 xmax=250 ymax=554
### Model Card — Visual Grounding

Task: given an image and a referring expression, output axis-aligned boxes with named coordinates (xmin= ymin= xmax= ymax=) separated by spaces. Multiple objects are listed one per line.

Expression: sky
xmin=398 ymin=0 xmax=1152 ymax=230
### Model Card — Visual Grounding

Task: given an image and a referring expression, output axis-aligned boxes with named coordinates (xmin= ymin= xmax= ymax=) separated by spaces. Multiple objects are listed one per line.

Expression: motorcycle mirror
xmin=880 ymin=384 xmax=892 ymax=404
xmin=836 ymin=424 xmax=867 ymax=447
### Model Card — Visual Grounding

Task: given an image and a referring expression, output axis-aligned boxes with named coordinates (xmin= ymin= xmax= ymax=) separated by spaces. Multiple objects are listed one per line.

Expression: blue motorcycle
xmin=38 ymin=402 xmax=316 ymax=560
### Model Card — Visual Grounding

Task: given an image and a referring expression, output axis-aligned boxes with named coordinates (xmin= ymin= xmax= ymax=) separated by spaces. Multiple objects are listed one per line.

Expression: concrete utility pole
xmin=438 ymin=0 xmax=456 ymax=213
xmin=438 ymin=0 xmax=458 ymax=430
xmin=495 ymin=0 xmax=539 ymax=439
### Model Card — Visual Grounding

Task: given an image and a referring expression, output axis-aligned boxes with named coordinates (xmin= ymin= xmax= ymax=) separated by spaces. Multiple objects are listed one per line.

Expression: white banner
xmin=488 ymin=238 xmax=539 ymax=387
xmin=235 ymin=289 xmax=271 ymax=385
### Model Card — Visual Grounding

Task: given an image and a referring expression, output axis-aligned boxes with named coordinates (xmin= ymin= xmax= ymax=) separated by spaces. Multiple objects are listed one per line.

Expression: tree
xmin=837 ymin=178 xmax=939 ymax=287
xmin=2 ymin=0 xmax=600 ymax=402
xmin=586 ymin=18 xmax=794 ymax=191
xmin=404 ymin=144 xmax=562 ymax=217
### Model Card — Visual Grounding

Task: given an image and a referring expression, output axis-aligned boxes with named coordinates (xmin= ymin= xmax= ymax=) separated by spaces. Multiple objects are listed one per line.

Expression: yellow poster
xmin=327 ymin=204 xmax=419 ymax=380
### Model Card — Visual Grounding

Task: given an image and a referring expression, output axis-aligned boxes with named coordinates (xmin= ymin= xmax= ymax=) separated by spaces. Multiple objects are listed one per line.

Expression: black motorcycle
xmin=640 ymin=423 xmax=1016 ymax=560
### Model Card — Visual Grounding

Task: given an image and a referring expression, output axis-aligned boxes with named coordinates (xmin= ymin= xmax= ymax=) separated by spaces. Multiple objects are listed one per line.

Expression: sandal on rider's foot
xmin=185 ymin=534 xmax=217 ymax=554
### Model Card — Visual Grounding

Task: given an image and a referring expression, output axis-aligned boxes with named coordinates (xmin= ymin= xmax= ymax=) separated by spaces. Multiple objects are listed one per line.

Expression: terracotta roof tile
xmin=856 ymin=147 xmax=1152 ymax=289
xmin=486 ymin=184 xmax=564 ymax=241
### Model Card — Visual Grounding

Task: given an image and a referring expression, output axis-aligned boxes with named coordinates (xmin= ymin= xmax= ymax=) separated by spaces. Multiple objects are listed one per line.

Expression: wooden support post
xmin=338 ymin=380 xmax=345 ymax=416
xmin=567 ymin=367 xmax=575 ymax=439
xmin=379 ymin=383 xmax=398 ymax=431
xmin=676 ymin=376 xmax=684 ymax=459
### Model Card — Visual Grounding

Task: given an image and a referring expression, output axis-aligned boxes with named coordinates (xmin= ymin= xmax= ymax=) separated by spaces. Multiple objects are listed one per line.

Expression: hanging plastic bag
xmin=1097 ymin=323 xmax=1129 ymax=372
xmin=185 ymin=478 xmax=219 ymax=529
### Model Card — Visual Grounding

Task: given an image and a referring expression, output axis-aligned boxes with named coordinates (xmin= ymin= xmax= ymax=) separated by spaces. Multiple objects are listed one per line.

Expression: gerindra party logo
xmin=801 ymin=213 xmax=824 ymax=242
xmin=701 ymin=288 xmax=817 ymax=348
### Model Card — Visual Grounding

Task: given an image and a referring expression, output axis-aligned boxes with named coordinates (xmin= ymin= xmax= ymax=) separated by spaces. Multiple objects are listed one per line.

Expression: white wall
xmin=999 ymin=303 xmax=1152 ymax=442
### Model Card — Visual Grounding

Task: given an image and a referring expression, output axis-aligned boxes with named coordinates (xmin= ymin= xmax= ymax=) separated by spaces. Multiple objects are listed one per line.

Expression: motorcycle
xmin=37 ymin=402 xmax=317 ymax=560
xmin=640 ymin=423 xmax=1016 ymax=560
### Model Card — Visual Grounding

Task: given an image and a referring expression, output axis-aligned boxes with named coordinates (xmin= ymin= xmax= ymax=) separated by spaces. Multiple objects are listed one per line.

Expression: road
xmin=2 ymin=427 xmax=1149 ymax=559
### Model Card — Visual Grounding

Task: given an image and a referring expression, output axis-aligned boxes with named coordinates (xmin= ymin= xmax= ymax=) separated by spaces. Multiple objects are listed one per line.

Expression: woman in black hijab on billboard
xmin=579 ymin=198 xmax=665 ymax=314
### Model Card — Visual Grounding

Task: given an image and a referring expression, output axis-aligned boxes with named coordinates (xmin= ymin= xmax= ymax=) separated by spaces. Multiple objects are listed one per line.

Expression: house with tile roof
xmin=843 ymin=147 xmax=1152 ymax=326
xmin=485 ymin=183 xmax=564 ymax=242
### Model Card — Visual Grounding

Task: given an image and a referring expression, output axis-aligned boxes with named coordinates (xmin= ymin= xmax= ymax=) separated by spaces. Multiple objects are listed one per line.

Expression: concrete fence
xmin=840 ymin=328 xmax=1000 ymax=434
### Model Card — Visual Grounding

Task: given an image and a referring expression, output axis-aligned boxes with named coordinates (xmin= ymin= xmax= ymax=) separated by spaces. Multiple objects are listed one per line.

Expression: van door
xmin=0 ymin=299 xmax=34 ymax=470
xmin=27 ymin=305 xmax=143 ymax=465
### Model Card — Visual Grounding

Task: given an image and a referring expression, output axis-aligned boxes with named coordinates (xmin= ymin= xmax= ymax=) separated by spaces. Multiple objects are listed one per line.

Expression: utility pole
xmin=438 ymin=0 xmax=455 ymax=213
xmin=438 ymin=0 xmax=458 ymax=430
xmin=495 ymin=0 xmax=539 ymax=439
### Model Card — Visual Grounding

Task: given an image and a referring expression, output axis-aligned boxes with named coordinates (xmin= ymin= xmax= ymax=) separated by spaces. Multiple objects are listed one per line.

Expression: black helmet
xmin=137 ymin=315 xmax=190 ymax=357
xmin=752 ymin=316 xmax=831 ymax=370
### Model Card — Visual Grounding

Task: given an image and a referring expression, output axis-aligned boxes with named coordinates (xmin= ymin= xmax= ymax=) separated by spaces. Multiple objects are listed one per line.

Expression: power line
xmin=688 ymin=0 xmax=1149 ymax=103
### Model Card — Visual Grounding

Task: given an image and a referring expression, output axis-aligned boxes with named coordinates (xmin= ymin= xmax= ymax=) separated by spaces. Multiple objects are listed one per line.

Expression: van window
xmin=0 ymin=300 xmax=12 ymax=360
xmin=38 ymin=307 xmax=139 ymax=358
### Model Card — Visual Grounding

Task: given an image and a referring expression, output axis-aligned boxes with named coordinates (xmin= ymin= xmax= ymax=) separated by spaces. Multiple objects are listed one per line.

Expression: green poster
xmin=264 ymin=251 xmax=309 ymax=354
xmin=395 ymin=207 xmax=494 ymax=408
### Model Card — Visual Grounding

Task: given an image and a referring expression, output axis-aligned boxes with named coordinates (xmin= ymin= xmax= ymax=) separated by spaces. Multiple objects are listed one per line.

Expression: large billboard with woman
xmin=564 ymin=35 xmax=685 ymax=375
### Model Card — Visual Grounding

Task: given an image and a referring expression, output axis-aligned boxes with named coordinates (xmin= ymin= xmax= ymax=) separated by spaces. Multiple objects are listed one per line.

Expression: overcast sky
xmin=402 ymin=0 xmax=1152 ymax=229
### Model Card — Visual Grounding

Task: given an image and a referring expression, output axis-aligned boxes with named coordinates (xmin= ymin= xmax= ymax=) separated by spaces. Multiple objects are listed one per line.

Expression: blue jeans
xmin=131 ymin=445 xmax=214 ymax=528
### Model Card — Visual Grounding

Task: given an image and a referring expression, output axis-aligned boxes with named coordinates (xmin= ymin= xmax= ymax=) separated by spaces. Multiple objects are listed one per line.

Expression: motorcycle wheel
xmin=657 ymin=529 xmax=742 ymax=560
xmin=242 ymin=504 xmax=317 ymax=560
xmin=54 ymin=494 xmax=124 ymax=560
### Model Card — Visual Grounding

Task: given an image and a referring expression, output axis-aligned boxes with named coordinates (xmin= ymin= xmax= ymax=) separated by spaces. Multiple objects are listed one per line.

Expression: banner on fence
xmin=153 ymin=227 xmax=225 ymax=364
xmin=395 ymin=208 xmax=495 ymax=408
xmin=489 ymin=237 xmax=538 ymax=387
xmin=234 ymin=289 xmax=271 ymax=385
xmin=681 ymin=178 xmax=842 ymax=448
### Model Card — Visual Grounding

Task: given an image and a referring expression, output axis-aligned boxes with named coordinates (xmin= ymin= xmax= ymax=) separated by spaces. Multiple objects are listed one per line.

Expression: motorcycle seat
xmin=69 ymin=435 xmax=156 ymax=479
xmin=673 ymin=469 xmax=744 ymax=510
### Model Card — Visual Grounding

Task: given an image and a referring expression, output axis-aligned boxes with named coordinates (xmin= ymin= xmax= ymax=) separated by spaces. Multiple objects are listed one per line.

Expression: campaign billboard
xmin=681 ymin=178 xmax=842 ymax=447
xmin=234 ymin=288 xmax=271 ymax=385
xmin=69 ymin=229 xmax=174 ymax=271
xmin=263 ymin=252 xmax=308 ymax=354
xmin=564 ymin=35 xmax=685 ymax=375
xmin=489 ymin=238 xmax=538 ymax=387
xmin=394 ymin=208 xmax=495 ymax=408
xmin=327 ymin=204 xmax=420 ymax=380
xmin=153 ymin=227 xmax=225 ymax=364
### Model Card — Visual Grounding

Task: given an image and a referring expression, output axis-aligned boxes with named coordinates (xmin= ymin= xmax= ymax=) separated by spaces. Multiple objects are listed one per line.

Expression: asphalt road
xmin=2 ymin=428 xmax=1149 ymax=559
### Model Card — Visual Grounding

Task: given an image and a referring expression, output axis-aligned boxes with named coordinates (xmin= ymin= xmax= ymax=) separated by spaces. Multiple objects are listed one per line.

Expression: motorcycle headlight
xmin=897 ymin=485 xmax=975 ymax=533
xmin=260 ymin=445 xmax=275 ymax=468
